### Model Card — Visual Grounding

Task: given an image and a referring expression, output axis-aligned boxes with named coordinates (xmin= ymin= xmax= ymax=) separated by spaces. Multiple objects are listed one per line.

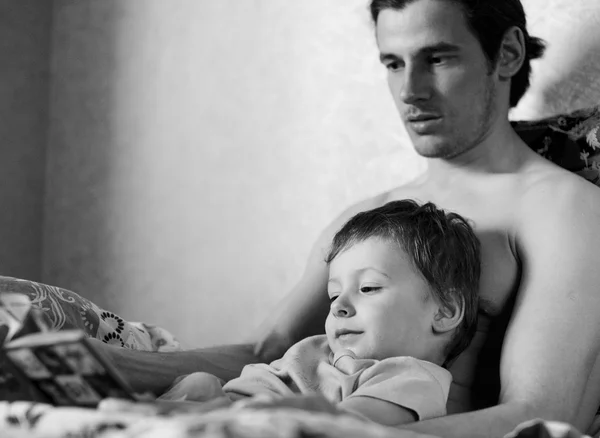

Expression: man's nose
xmin=331 ymin=294 xmax=356 ymax=318
xmin=399 ymin=65 xmax=431 ymax=104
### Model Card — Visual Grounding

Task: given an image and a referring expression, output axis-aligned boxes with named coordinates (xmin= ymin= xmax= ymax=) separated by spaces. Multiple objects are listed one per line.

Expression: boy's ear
xmin=496 ymin=26 xmax=526 ymax=80
xmin=432 ymin=293 xmax=464 ymax=334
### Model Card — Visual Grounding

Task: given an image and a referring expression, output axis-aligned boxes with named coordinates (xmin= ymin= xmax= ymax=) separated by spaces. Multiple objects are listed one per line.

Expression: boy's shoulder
xmin=276 ymin=335 xmax=331 ymax=365
xmin=362 ymin=357 xmax=451 ymax=385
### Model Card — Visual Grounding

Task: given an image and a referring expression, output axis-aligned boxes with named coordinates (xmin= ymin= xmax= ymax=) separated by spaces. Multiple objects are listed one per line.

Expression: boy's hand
xmin=99 ymin=396 xmax=232 ymax=416
xmin=234 ymin=394 xmax=340 ymax=416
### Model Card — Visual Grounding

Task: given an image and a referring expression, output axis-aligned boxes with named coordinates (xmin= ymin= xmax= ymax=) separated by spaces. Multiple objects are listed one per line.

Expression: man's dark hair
xmin=369 ymin=0 xmax=546 ymax=108
xmin=325 ymin=199 xmax=480 ymax=367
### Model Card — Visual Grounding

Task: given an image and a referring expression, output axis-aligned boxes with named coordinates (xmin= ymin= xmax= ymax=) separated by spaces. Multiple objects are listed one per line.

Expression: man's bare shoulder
xmin=516 ymin=160 xmax=600 ymax=227
xmin=320 ymin=192 xmax=391 ymax=240
xmin=512 ymin=159 xmax=600 ymax=269
xmin=496 ymin=160 xmax=600 ymax=431
xmin=325 ymin=181 xmax=429 ymax=229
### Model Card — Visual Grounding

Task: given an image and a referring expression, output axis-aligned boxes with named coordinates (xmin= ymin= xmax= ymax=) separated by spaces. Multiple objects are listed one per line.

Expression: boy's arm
xmin=339 ymin=396 xmax=417 ymax=426
xmin=236 ymin=394 xmax=417 ymax=427
xmin=401 ymin=180 xmax=600 ymax=437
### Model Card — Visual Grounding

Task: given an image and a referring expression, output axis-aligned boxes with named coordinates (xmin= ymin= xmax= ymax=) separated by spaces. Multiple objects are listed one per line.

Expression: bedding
xmin=2 ymin=104 xmax=600 ymax=437
xmin=0 ymin=400 xmax=593 ymax=438
xmin=0 ymin=276 xmax=182 ymax=353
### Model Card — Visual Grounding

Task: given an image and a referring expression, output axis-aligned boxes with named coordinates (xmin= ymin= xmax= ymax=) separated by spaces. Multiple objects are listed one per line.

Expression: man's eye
xmin=429 ymin=55 xmax=450 ymax=65
xmin=386 ymin=62 xmax=403 ymax=72
xmin=328 ymin=295 xmax=338 ymax=304
xmin=360 ymin=286 xmax=381 ymax=293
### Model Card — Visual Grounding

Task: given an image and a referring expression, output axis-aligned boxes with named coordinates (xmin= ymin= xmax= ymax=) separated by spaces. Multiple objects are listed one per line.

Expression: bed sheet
xmin=0 ymin=400 xmax=596 ymax=438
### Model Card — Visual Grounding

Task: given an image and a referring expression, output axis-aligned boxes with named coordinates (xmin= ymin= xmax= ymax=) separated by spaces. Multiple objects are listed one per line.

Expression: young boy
xmin=159 ymin=200 xmax=480 ymax=427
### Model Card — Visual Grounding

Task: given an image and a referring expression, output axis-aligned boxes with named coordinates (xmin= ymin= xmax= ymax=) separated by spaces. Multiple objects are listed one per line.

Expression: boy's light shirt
xmin=223 ymin=335 xmax=452 ymax=420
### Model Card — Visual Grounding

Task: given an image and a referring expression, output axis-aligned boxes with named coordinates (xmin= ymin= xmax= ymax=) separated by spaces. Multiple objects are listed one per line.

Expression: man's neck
xmin=422 ymin=119 xmax=531 ymax=186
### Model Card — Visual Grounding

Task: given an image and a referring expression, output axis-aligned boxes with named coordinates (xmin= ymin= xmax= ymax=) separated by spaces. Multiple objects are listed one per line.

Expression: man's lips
xmin=405 ymin=114 xmax=444 ymax=134
xmin=406 ymin=114 xmax=442 ymax=122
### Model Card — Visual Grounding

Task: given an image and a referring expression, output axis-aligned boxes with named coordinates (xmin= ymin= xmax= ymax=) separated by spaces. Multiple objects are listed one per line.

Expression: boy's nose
xmin=331 ymin=295 xmax=356 ymax=318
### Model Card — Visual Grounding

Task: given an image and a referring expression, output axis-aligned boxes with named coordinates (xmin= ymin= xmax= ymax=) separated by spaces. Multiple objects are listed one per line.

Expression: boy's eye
xmin=328 ymin=295 xmax=338 ymax=304
xmin=360 ymin=286 xmax=381 ymax=293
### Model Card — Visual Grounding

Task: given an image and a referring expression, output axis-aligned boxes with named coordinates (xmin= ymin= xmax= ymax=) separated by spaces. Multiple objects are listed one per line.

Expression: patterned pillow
xmin=0 ymin=276 xmax=181 ymax=352
xmin=513 ymin=105 xmax=600 ymax=186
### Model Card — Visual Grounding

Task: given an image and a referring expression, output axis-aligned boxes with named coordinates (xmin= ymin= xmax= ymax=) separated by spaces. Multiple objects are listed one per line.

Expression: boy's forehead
xmin=328 ymin=238 xmax=410 ymax=276
xmin=375 ymin=0 xmax=477 ymax=55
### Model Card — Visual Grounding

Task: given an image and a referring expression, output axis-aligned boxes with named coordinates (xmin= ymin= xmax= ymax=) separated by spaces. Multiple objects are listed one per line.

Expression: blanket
xmin=0 ymin=400 xmax=594 ymax=438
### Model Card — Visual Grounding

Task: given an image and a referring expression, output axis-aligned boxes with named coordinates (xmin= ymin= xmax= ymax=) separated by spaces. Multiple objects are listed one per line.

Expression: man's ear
xmin=432 ymin=294 xmax=464 ymax=334
xmin=496 ymin=26 xmax=526 ymax=80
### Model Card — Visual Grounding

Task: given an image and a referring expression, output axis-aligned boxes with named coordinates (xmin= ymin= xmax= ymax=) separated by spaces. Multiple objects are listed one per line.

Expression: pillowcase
xmin=513 ymin=105 xmax=600 ymax=186
xmin=0 ymin=276 xmax=181 ymax=352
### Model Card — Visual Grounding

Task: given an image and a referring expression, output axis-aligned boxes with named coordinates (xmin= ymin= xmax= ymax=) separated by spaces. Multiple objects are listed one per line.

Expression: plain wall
xmin=41 ymin=0 xmax=600 ymax=348
xmin=512 ymin=0 xmax=600 ymax=120
xmin=0 ymin=0 xmax=52 ymax=281
xmin=43 ymin=0 xmax=422 ymax=347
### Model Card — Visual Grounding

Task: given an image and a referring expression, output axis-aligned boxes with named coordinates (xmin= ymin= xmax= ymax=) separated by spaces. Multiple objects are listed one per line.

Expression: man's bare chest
xmin=383 ymin=185 xmax=521 ymax=316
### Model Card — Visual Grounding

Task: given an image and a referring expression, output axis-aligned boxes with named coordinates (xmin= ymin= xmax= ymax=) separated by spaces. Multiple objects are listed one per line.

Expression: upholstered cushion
xmin=513 ymin=106 xmax=600 ymax=186
xmin=0 ymin=276 xmax=181 ymax=352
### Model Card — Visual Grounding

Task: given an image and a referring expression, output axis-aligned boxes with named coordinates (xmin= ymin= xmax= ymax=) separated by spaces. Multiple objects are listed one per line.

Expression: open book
xmin=0 ymin=293 xmax=141 ymax=407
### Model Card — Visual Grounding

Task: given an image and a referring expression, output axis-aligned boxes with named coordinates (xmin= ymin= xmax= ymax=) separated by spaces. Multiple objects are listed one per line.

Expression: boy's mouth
xmin=335 ymin=329 xmax=363 ymax=340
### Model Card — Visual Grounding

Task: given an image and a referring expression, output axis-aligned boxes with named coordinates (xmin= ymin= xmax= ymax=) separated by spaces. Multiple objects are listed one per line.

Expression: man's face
xmin=376 ymin=0 xmax=499 ymax=159
xmin=325 ymin=237 xmax=439 ymax=361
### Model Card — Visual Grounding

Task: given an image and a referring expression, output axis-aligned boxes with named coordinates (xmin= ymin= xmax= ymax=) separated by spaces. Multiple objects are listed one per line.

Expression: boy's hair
xmin=325 ymin=199 xmax=480 ymax=366
xmin=369 ymin=0 xmax=546 ymax=108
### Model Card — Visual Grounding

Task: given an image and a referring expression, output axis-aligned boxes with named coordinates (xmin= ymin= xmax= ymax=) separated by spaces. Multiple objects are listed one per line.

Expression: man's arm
xmin=101 ymin=196 xmax=384 ymax=393
xmin=252 ymin=195 xmax=388 ymax=362
xmin=402 ymin=177 xmax=600 ymax=438
xmin=95 ymin=340 xmax=259 ymax=394
xmin=250 ymin=240 xmax=330 ymax=362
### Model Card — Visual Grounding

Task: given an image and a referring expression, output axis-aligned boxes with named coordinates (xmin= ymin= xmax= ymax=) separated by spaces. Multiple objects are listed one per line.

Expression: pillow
xmin=0 ymin=276 xmax=181 ymax=352
xmin=513 ymin=105 xmax=600 ymax=186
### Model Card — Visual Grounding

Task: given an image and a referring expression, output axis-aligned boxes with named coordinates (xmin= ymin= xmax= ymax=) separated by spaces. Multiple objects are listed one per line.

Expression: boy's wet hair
xmin=326 ymin=199 xmax=480 ymax=366
xmin=369 ymin=0 xmax=546 ymax=108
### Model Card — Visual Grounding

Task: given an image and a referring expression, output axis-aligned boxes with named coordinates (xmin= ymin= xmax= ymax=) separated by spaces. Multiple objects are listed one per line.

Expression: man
xmin=102 ymin=0 xmax=600 ymax=436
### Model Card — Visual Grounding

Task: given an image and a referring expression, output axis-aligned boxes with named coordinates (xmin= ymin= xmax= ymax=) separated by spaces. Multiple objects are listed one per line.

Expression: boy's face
xmin=376 ymin=0 xmax=499 ymax=159
xmin=325 ymin=237 xmax=440 ymax=361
